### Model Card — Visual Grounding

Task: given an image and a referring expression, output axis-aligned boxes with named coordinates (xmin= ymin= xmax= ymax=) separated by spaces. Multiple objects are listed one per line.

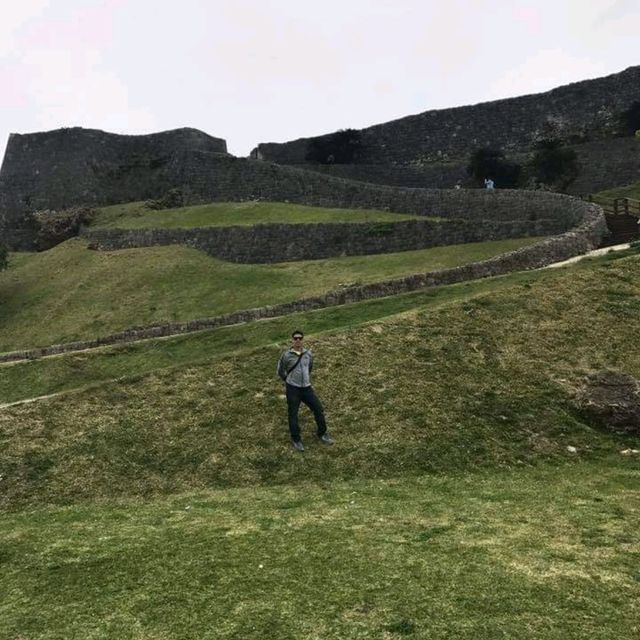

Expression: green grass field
xmin=1 ymin=463 xmax=638 ymax=640
xmin=91 ymin=200 xmax=427 ymax=229
xmin=2 ymin=196 xmax=639 ymax=639
xmin=0 ymin=266 xmax=559 ymax=406
xmin=0 ymin=236 xmax=543 ymax=351
xmin=2 ymin=248 xmax=639 ymax=508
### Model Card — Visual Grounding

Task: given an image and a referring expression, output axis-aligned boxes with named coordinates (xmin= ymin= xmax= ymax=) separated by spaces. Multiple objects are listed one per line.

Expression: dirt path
xmin=543 ymin=243 xmax=631 ymax=268
xmin=0 ymin=392 xmax=63 ymax=409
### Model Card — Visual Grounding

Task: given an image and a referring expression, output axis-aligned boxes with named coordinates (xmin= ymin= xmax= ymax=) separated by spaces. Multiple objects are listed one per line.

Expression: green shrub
xmin=619 ymin=101 xmax=640 ymax=136
xmin=32 ymin=207 xmax=95 ymax=251
xmin=528 ymin=140 xmax=579 ymax=190
xmin=0 ymin=244 xmax=7 ymax=271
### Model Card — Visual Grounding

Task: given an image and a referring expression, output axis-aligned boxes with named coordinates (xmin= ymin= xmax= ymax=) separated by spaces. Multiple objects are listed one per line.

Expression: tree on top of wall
xmin=305 ymin=129 xmax=362 ymax=164
xmin=466 ymin=147 xmax=522 ymax=188
xmin=527 ymin=139 xmax=579 ymax=191
xmin=619 ymin=101 xmax=640 ymax=136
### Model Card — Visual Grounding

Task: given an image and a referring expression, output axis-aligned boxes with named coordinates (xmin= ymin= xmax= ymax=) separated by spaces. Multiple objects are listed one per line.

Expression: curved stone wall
xmin=284 ymin=136 xmax=640 ymax=195
xmin=0 ymin=202 xmax=606 ymax=363
xmin=82 ymin=216 xmax=566 ymax=263
xmin=0 ymin=124 xmax=617 ymax=250
xmin=79 ymin=178 xmax=600 ymax=262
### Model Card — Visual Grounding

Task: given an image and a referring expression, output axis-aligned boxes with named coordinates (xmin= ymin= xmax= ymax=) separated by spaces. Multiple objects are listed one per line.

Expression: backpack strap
xmin=285 ymin=352 xmax=305 ymax=378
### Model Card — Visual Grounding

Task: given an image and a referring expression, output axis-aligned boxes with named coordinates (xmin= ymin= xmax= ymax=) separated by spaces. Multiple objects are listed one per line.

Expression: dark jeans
xmin=285 ymin=384 xmax=327 ymax=442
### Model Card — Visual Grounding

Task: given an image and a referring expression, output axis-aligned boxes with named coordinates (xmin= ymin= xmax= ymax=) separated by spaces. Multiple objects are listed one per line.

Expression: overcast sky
xmin=1 ymin=0 xmax=639 ymax=159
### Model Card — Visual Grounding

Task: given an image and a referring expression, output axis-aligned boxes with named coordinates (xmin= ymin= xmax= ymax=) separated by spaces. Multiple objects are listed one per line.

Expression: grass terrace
xmin=2 ymin=189 xmax=638 ymax=639
xmin=1 ymin=248 xmax=640 ymax=638
xmin=0 ymin=236 xmax=544 ymax=352
xmin=592 ymin=180 xmax=640 ymax=203
xmin=90 ymin=200 xmax=430 ymax=229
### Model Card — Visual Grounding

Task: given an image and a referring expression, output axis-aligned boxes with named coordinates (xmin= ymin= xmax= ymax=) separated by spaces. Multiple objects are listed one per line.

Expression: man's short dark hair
xmin=292 ymin=330 xmax=304 ymax=338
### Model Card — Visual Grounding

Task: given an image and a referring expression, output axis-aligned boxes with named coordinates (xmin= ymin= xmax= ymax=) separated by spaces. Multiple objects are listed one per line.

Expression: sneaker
xmin=291 ymin=440 xmax=305 ymax=452
xmin=318 ymin=433 xmax=335 ymax=445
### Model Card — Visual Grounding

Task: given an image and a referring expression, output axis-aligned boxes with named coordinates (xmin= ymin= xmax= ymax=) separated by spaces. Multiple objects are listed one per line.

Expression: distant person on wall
xmin=484 ymin=178 xmax=495 ymax=190
xmin=454 ymin=182 xmax=462 ymax=189
xmin=277 ymin=330 xmax=334 ymax=452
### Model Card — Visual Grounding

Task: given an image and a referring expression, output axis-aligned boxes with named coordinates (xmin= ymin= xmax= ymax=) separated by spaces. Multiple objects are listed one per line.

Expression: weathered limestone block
xmin=576 ymin=371 xmax=640 ymax=436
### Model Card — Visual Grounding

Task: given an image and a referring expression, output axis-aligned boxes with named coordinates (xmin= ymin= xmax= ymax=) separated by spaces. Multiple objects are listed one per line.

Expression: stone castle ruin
xmin=0 ymin=65 xmax=637 ymax=252
xmin=253 ymin=65 xmax=640 ymax=193
xmin=0 ymin=127 xmax=227 ymax=249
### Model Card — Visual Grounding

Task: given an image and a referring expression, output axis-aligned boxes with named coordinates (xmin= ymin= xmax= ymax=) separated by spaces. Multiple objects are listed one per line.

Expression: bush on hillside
xmin=0 ymin=244 xmax=7 ymax=271
xmin=527 ymin=139 xmax=579 ymax=191
xmin=466 ymin=147 xmax=522 ymax=188
xmin=32 ymin=207 xmax=95 ymax=251
xmin=618 ymin=101 xmax=640 ymax=136
xmin=145 ymin=187 xmax=185 ymax=210
xmin=305 ymin=129 xmax=362 ymax=164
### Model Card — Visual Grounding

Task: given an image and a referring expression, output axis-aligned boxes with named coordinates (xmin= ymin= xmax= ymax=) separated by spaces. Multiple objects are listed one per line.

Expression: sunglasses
xmin=292 ymin=336 xmax=304 ymax=340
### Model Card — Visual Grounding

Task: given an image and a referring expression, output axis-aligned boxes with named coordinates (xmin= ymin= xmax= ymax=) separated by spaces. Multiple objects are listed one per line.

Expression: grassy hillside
xmin=0 ymin=267 xmax=561 ymax=405
xmin=1 ymin=463 xmax=638 ymax=640
xmin=0 ymin=236 xmax=543 ymax=351
xmin=2 ymin=243 xmax=639 ymax=639
xmin=2 ymin=248 xmax=639 ymax=509
xmin=593 ymin=180 xmax=640 ymax=203
xmin=91 ymin=200 xmax=426 ymax=229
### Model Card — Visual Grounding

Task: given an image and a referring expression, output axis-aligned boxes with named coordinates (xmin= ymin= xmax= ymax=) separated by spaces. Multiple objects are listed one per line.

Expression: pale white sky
xmin=1 ymin=0 xmax=639 ymax=159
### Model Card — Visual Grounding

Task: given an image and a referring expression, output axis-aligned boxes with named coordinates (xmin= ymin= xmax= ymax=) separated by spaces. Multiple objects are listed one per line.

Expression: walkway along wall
xmin=0 ymin=202 xmax=606 ymax=363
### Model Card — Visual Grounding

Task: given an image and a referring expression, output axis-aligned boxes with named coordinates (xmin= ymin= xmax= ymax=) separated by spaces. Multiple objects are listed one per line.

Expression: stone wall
xmin=82 ymin=217 xmax=567 ymax=263
xmin=76 ymin=164 xmax=594 ymax=263
xmin=0 ymin=203 xmax=606 ymax=363
xmin=284 ymin=136 xmax=640 ymax=195
xmin=287 ymin=162 xmax=467 ymax=189
xmin=253 ymin=65 xmax=640 ymax=166
xmin=158 ymin=152 xmax=592 ymax=224
xmin=566 ymin=137 xmax=640 ymax=195
xmin=0 ymin=124 xmax=619 ymax=250
xmin=0 ymin=127 xmax=227 ymax=248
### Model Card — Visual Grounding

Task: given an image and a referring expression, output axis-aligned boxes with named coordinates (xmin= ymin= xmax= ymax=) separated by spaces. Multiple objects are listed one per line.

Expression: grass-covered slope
xmin=91 ymin=200 xmax=425 ymax=229
xmin=593 ymin=180 xmax=640 ymax=203
xmin=2 ymin=463 xmax=638 ymax=640
xmin=0 ymin=236 xmax=543 ymax=351
xmin=0 ymin=268 xmax=556 ymax=405
xmin=2 ymin=249 xmax=639 ymax=509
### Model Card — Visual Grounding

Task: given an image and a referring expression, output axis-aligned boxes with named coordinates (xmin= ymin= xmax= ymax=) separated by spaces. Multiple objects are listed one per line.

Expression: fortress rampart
xmin=0 ymin=130 xmax=592 ymax=250
xmin=0 ymin=127 xmax=227 ymax=248
xmin=82 ymin=217 xmax=565 ymax=263
xmin=280 ymin=136 xmax=640 ymax=194
xmin=252 ymin=66 xmax=640 ymax=166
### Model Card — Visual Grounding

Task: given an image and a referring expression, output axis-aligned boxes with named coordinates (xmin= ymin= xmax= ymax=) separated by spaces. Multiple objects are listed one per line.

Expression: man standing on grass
xmin=277 ymin=330 xmax=334 ymax=452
